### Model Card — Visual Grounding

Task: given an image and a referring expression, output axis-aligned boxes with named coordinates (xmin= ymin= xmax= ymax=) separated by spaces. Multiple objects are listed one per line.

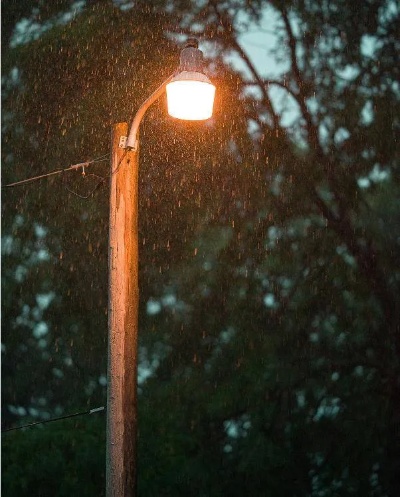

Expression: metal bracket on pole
xmin=119 ymin=135 xmax=128 ymax=149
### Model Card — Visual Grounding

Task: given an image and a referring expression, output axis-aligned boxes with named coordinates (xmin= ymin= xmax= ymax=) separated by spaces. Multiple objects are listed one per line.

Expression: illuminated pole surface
xmin=107 ymin=122 xmax=139 ymax=497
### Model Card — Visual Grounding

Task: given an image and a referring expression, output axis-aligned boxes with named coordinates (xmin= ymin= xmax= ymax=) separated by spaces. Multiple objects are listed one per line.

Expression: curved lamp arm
xmin=126 ymin=73 xmax=176 ymax=150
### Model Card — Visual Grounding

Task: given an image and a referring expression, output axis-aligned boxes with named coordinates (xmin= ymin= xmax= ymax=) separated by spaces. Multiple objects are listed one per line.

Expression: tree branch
xmin=280 ymin=7 xmax=319 ymax=151
xmin=242 ymin=79 xmax=300 ymax=102
xmin=209 ymin=0 xmax=280 ymax=130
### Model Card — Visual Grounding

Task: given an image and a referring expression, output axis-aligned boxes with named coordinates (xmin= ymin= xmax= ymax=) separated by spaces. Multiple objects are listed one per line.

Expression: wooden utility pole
xmin=104 ymin=40 xmax=212 ymax=495
xmin=107 ymin=122 xmax=139 ymax=497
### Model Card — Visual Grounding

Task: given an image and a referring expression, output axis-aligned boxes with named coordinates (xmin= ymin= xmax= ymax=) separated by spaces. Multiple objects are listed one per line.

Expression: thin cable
xmin=2 ymin=406 xmax=105 ymax=434
xmin=111 ymin=148 xmax=128 ymax=176
xmin=65 ymin=173 xmax=107 ymax=199
xmin=2 ymin=154 xmax=110 ymax=189
xmin=90 ymin=153 xmax=110 ymax=163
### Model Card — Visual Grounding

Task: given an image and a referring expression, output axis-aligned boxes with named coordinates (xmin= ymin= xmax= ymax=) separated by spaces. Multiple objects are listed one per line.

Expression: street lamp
xmin=126 ymin=38 xmax=215 ymax=150
xmin=166 ymin=41 xmax=215 ymax=120
xmin=106 ymin=39 xmax=215 ymax=497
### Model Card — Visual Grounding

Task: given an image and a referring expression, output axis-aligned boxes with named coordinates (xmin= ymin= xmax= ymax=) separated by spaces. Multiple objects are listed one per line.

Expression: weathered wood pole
xmin=107 ymin=122 xmax=139 ymax=497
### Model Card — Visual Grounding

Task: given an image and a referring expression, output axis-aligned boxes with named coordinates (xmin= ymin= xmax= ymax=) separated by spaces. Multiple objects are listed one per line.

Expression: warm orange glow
xmin=166 ymin=79 xmax=215 ymax=120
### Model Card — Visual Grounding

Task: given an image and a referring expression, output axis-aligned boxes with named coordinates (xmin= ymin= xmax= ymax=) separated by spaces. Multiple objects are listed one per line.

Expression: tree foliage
xmin=2 ymin=0 xmax=399 ymax=496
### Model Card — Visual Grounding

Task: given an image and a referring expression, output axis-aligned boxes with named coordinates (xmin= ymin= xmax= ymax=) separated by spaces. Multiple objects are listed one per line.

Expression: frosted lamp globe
xmin=166 ymin=71 xmax=215 ymax=120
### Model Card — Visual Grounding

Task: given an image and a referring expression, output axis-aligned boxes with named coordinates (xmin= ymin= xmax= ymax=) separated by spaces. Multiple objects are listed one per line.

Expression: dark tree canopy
xmin=2 ymin=0 xmax=399 ymax=496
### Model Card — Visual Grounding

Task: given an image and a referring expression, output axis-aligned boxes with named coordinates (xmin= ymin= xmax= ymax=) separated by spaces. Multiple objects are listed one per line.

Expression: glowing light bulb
xmin=166 ymin=71 xmax=215 ymax=120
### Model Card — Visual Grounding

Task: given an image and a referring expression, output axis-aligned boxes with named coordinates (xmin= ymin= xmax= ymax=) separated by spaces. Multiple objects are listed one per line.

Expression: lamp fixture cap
xmin=185 ymin=37 xmax=199 ymax=49
xmin=179 ymin=39 xmax=204 ymax=72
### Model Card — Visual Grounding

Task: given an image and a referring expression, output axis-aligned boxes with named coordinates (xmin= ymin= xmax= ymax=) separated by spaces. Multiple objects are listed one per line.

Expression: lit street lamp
xmin=106 ymin=39 xmax=215 ymax=497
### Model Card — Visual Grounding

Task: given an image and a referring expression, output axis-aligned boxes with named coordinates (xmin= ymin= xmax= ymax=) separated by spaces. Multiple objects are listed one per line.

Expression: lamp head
xmin=166 ymin=39 xmax=216 ymax=121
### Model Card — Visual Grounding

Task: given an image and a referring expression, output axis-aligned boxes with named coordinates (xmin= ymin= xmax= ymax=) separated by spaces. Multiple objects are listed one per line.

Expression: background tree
xmin=2 ymin=0 xmax=399 ymax=496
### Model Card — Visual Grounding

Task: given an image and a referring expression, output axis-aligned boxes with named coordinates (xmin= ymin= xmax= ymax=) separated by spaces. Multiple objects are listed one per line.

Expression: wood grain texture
xmin=106 ymin=122 xmax=139 ymax=497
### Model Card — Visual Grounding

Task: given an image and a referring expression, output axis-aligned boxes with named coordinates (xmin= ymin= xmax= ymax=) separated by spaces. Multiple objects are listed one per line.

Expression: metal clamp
xmin=119 ymin=136 xmax=128 ymax=149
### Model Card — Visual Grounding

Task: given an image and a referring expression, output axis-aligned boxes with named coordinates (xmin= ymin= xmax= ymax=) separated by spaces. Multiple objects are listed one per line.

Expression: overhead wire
xmin=2 ymin=153 xmax=110 ymax=189
xmin=2 ymin=406 xmax=105 ymax=434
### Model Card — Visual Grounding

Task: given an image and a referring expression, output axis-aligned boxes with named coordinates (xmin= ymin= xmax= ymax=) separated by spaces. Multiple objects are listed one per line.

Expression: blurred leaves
xmin=2 ymin=0 xmax=400 ymax=496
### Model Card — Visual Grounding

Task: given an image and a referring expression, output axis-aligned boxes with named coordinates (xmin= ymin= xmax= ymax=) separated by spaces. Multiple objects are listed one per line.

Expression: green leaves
xmin=2 ymin=416 xmax=106 ymax=497
xmin=2 ymin=0 xmax=399 ymax=495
